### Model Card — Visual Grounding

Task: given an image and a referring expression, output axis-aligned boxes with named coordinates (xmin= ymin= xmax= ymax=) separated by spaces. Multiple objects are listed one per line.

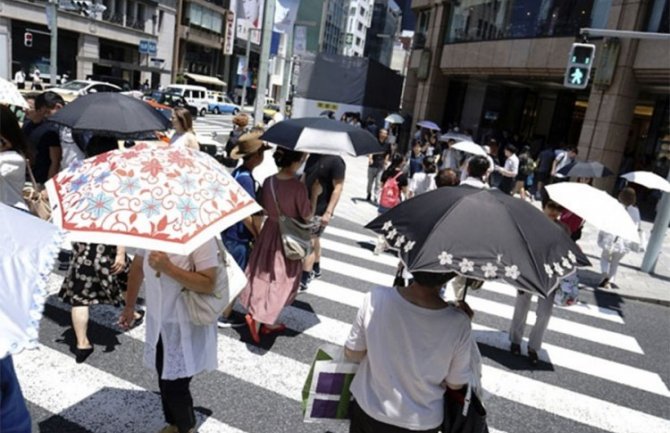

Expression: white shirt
xmin=139 ymin=239 xmax=219 ymax=380
xmin=553 ymin=151 xmax=574 ymax=176
xmin=503 ymin=153 xmax=519 ymax=177
xmin=346 ymin=287 xmax=472 ymax=430
xmin=409 ymin=172 xmax=436 ymax=196
xmin=0 ymin=151 xmax=28 ymax=210
xmin=59 ymin=127 xmax=85 ymax=171
xmin=170 ymin=131 xmax=200 ymax=150
xmin=14 ymin=71 xmax=25 ymax=84
xmin=461 ymin=177 xmax=489 ymax=189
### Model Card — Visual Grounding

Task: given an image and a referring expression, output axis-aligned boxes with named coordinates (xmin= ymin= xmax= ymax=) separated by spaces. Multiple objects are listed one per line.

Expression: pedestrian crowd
xmin=0 ymin=92 xmax=648 ymax=433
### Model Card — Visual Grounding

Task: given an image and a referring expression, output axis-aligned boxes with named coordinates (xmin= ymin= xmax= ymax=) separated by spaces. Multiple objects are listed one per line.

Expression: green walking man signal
xmin=564 ymin=43 xmax=596 ymax=89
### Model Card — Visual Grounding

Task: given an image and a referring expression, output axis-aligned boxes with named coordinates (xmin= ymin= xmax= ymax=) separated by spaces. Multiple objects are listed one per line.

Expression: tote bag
xmin=182 ymin=238 xmax=248 ymax=326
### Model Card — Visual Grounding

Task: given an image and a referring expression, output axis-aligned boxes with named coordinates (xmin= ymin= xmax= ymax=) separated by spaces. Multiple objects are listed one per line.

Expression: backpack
xmin=379 ymin=172 xmax=403 ymax=208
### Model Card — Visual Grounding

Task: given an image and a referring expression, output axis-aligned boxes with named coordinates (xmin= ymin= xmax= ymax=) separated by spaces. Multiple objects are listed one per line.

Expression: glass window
xmin=646 ymin=0 xmax=669 ymax=33
xmin=446 ymin=0 xmax=612 ymax=43
xmin=189 ymin=4 xmax=202 ymax=27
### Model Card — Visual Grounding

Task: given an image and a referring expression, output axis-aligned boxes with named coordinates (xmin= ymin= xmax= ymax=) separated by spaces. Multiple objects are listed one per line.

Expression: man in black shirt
xmin=22 ymin=92 xmax=64 ymax=184
xmin=366 ymin=128 xmax=391 ymax=202
xmin=300 ymin=154 xmax=346 ymax=291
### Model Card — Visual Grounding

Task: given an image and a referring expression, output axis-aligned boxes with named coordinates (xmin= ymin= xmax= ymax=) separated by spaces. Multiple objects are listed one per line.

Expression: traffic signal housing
xmin=24 ymin=32 xmax=33 ymax=48
xmin=564 ymin=43 xmax=596 ymax=89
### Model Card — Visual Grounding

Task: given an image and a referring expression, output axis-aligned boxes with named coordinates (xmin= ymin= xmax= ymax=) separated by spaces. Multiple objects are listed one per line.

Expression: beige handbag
xmin=22 ymin=161 xmax=51 ymax=220
xmin=182 ymin=238 xmax=248 ymax=326
xmin=270 ymin=177 xmax=313 ymax=261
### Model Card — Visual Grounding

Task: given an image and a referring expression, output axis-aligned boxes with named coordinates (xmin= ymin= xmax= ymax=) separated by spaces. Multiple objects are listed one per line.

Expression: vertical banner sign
xmin=274 ymin=0 xmax=301 ymax=34
xmin=236 ymin=0 xmax=262 ymax=44
xmin=293 ymin=25 xmax=307 ymax=54
xmin=224 ymin=11 xmax=236 ymax=55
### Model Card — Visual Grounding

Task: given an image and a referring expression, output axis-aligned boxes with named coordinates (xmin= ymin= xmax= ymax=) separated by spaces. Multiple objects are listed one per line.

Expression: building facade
xmin=172 ymin=0 xmax=231 ymax=89
xmin=365 ymin=0 xmax=401 ymax=67
xmin=343 ymin=0 xmax=373 ymax=57
xmin=296 ymin=0 xmax=348 ymax=55
xmin=403 ymin=0 xmax=669 ymax=216
xmin=0 ymin=0 xmax=176 ymax=89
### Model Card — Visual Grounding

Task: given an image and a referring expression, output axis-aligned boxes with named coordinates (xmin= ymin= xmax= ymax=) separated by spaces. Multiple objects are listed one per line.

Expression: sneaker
xmin=510 ymin=343 xmax=521 ymax=356
xmin=217 ymin=314 xmax=245 ymax=328
xmin=299 ymin=281 xmax=309 ymax=292
xmin=528 ymin=348 xmax=539 ymax=365
xmin=311 ymin=268 xmax=322 ymax=280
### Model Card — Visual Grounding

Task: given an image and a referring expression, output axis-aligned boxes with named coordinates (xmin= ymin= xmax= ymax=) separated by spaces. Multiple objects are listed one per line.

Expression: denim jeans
xmin=0 ymin=356 xmax=31 ymax=433
xmin=222 ymin=237 xmax=251 ymax=270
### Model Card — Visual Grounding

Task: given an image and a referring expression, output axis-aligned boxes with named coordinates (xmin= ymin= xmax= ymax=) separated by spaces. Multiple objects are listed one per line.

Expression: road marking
xmin=482 ymin=281 xmax=625 ymax=324
xmin=466 ymin=296 xmax=643 ymax=354
xmin=484 ymin=364 xmax=670 ymax=433
xmin=13 ymin=344 xmax=246 ymax=433
xmin=306 ymin=281 xmax=669 ymax=397
xmin=319 ymin=256 xmax=395 ymax=287
xmin=38 ymin=297 xmax=670 ymax=433
xmin=319 ymin=237 xmax=399 ymax=267
xmin=323 ymin=225 xmax=376 ymax=244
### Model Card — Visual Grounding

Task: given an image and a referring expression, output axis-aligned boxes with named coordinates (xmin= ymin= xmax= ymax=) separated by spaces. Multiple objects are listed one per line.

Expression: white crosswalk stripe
xmin=14 ymin=222 xmax=670 ymax=433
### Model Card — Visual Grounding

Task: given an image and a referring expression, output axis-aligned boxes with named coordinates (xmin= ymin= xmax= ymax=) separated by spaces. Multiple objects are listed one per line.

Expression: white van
xmin=165 ymin=84 xmax=210 ymax=116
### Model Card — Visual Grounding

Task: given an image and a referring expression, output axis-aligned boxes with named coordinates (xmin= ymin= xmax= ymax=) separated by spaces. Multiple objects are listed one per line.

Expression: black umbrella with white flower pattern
xmin=365 ymin=186 xmax=590 ymax=297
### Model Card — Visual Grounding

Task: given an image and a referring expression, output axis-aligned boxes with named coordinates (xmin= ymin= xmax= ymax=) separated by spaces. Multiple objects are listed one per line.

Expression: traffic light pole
xmin=48 ymin=0 xmax=58 ymax=86
xmin=578 ymin=27 xmax=670 ymax=274
xmin=253 ymin=0 xmax=276 ymax=126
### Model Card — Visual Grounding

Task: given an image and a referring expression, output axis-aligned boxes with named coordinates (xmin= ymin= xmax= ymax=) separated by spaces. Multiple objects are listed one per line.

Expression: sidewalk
xmin=333 ymin=154 xmax=670 ymax=306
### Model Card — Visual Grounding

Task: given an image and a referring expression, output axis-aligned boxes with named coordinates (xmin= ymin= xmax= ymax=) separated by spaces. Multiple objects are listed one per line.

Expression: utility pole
xmin=253 ymin=0 xmax=276 ymax=125
xmin=279 ymin=29 xmax=294 ymax=114
xmin=48 ymin=0 xmax=58 ymax=86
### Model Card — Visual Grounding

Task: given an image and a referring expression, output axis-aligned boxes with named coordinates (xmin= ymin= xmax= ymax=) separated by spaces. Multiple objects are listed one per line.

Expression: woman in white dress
xmin=119 ymin=239 xmax=219 ymax=433
xmin=597 ymin=187 xmax=641 ymax=288
xmin=169 ymin=107 xmax=199 ymax=150
xmin=408 ymin=156 xmax=437 ymax=198
xmin=0 ymin=106 xmax=28 ymax=210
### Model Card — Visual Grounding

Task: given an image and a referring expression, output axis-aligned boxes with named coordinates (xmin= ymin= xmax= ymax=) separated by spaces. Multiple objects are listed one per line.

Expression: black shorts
xmin=535 ymin=171 xmax=550 ymax=184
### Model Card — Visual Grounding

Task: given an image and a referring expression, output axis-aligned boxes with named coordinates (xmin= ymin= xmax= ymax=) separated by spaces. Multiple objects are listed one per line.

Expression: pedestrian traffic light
xmin=24 ymin=32 xmax=32 ymax=48
xmin=564 ymin=43 xmax=596 ymax=89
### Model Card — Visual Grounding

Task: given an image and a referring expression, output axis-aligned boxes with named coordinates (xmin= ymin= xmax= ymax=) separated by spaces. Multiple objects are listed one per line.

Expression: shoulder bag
xmin=270 ymin=177 xmax=313 ymax=261
xmin=182 ymin=238 xmax=248 ymax=326
xmin=22 ymin=160 xmax=51 ymax=220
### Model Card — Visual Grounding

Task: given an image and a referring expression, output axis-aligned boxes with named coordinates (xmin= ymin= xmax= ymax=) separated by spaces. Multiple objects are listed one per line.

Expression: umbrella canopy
xmin=48 ymin=93 xmax=171 ymax=138
xmin=1 ymin=203 xmax=62 ymax=357
xmin=365 ymin=187 xmax=589 ymax=297
xmin=558 ymin=161 xmax=613 ymax=178
xmin=620 ymin=171 xmax=670 ymax=193
xmin=416 ymin=120 xmax=441 ymax=131
xmin=546 ymin=183 xmax=639 ymax=242
xmin=439 ymin=132 xmax=471 ymax=142
xmin=385 ymin=113 xmax=404 ymax=124
xmin=451 ymin=141 xmax=487 ymax=157
xmin=46 ymin=143 xmax=261 ymax=255
xmin=0 ymin=77 xmax=29 ymax=109
xmin=260 ymin=117 xmax=382 ymax=156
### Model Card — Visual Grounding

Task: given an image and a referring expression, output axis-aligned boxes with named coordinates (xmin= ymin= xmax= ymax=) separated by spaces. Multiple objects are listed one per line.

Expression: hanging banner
xmin=223 ymin=10 xmax=236 ymax=55
xmin=236 ymin=0 xmax=263 ymax=44
xmin=294 ymin=25 xmax=307 ymax=54
xmin=274 ymin=0 xmax=301 ymax=34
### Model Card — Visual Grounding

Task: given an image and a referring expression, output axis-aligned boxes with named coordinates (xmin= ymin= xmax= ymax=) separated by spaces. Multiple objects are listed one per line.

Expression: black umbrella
xmin=365 ymin=186 xmax=590 ymax=297
xmin=48 ymin=93 xmax=171 ymax=138
xmin=260 ymin=117 xmax=382 ymax=156
xmin=558 ymin=161 xmax=613 ymax=178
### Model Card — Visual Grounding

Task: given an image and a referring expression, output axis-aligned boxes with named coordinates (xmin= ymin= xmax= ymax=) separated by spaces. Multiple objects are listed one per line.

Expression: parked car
xmin=49 ymin=80 xmax=122 ymax=102
xmin=208 ymin=95 xmax=241 ymax=114
xmin=144 ymin=91 xmax=199 ymax=119
xmin=263 ymin=104 xmax=281 ymax=123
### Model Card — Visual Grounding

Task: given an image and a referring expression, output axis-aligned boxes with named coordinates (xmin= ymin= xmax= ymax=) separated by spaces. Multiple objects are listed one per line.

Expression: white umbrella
xmin=620 ymin=171 xmax=670 ymax=193
xmin=439 ymin=132 xmax=471 ymax=142
xmin=451 ymin=141 xmax=487 ymax=156
xmin=0 ymin=77 xmax=29 ymax=109
xmin=384 ymin=113 xmax=404 ymax=124
xmin=546 ymin=183 xmax=639 ymax=242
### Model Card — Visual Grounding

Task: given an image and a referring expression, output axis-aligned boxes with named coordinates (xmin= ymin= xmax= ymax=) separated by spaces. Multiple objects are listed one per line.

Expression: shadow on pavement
xmin=478 ymin=342 xmax=556 ymax=372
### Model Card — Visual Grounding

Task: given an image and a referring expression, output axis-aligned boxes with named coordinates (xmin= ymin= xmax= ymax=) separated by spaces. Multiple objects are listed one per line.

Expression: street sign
xmin=223 ymin=11 xmax=235 ymax=55
xmin=139 ymin=40 xmax=157 ymax=55
xmin=564 ymin=43 xmax=596 ymax=89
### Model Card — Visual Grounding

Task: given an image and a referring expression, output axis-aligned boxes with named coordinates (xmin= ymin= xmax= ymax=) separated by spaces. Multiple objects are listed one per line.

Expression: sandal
xmin=245 ymin=314 xmax=261 ymax=344
xmin=260 ymin=324 xmax=287 ymax=335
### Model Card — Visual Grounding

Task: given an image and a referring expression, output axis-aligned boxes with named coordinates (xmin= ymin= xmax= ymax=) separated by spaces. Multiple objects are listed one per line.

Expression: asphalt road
xmin=13 ymin=213 xmax=670 ymax=433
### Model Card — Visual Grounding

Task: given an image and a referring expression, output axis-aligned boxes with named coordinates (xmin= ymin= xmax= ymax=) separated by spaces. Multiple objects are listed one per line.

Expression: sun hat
xmin=229 ymin=130 xmax=270 ymax=159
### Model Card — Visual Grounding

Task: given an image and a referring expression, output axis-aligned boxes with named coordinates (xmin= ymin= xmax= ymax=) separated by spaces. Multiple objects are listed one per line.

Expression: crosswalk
xmin=193 ymin=115 xmax=234 ymax=138
xmin=14 ymin=217 xmax=670 ymax=433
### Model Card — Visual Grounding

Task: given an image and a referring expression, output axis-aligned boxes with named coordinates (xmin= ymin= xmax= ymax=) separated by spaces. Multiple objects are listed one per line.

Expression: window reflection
xmin=446 ymin=0 xmax=612 ymax=43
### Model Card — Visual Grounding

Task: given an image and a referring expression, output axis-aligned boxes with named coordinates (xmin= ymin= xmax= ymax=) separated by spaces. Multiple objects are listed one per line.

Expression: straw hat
xmin=229 ymin=130 xmax=270 ymax=159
